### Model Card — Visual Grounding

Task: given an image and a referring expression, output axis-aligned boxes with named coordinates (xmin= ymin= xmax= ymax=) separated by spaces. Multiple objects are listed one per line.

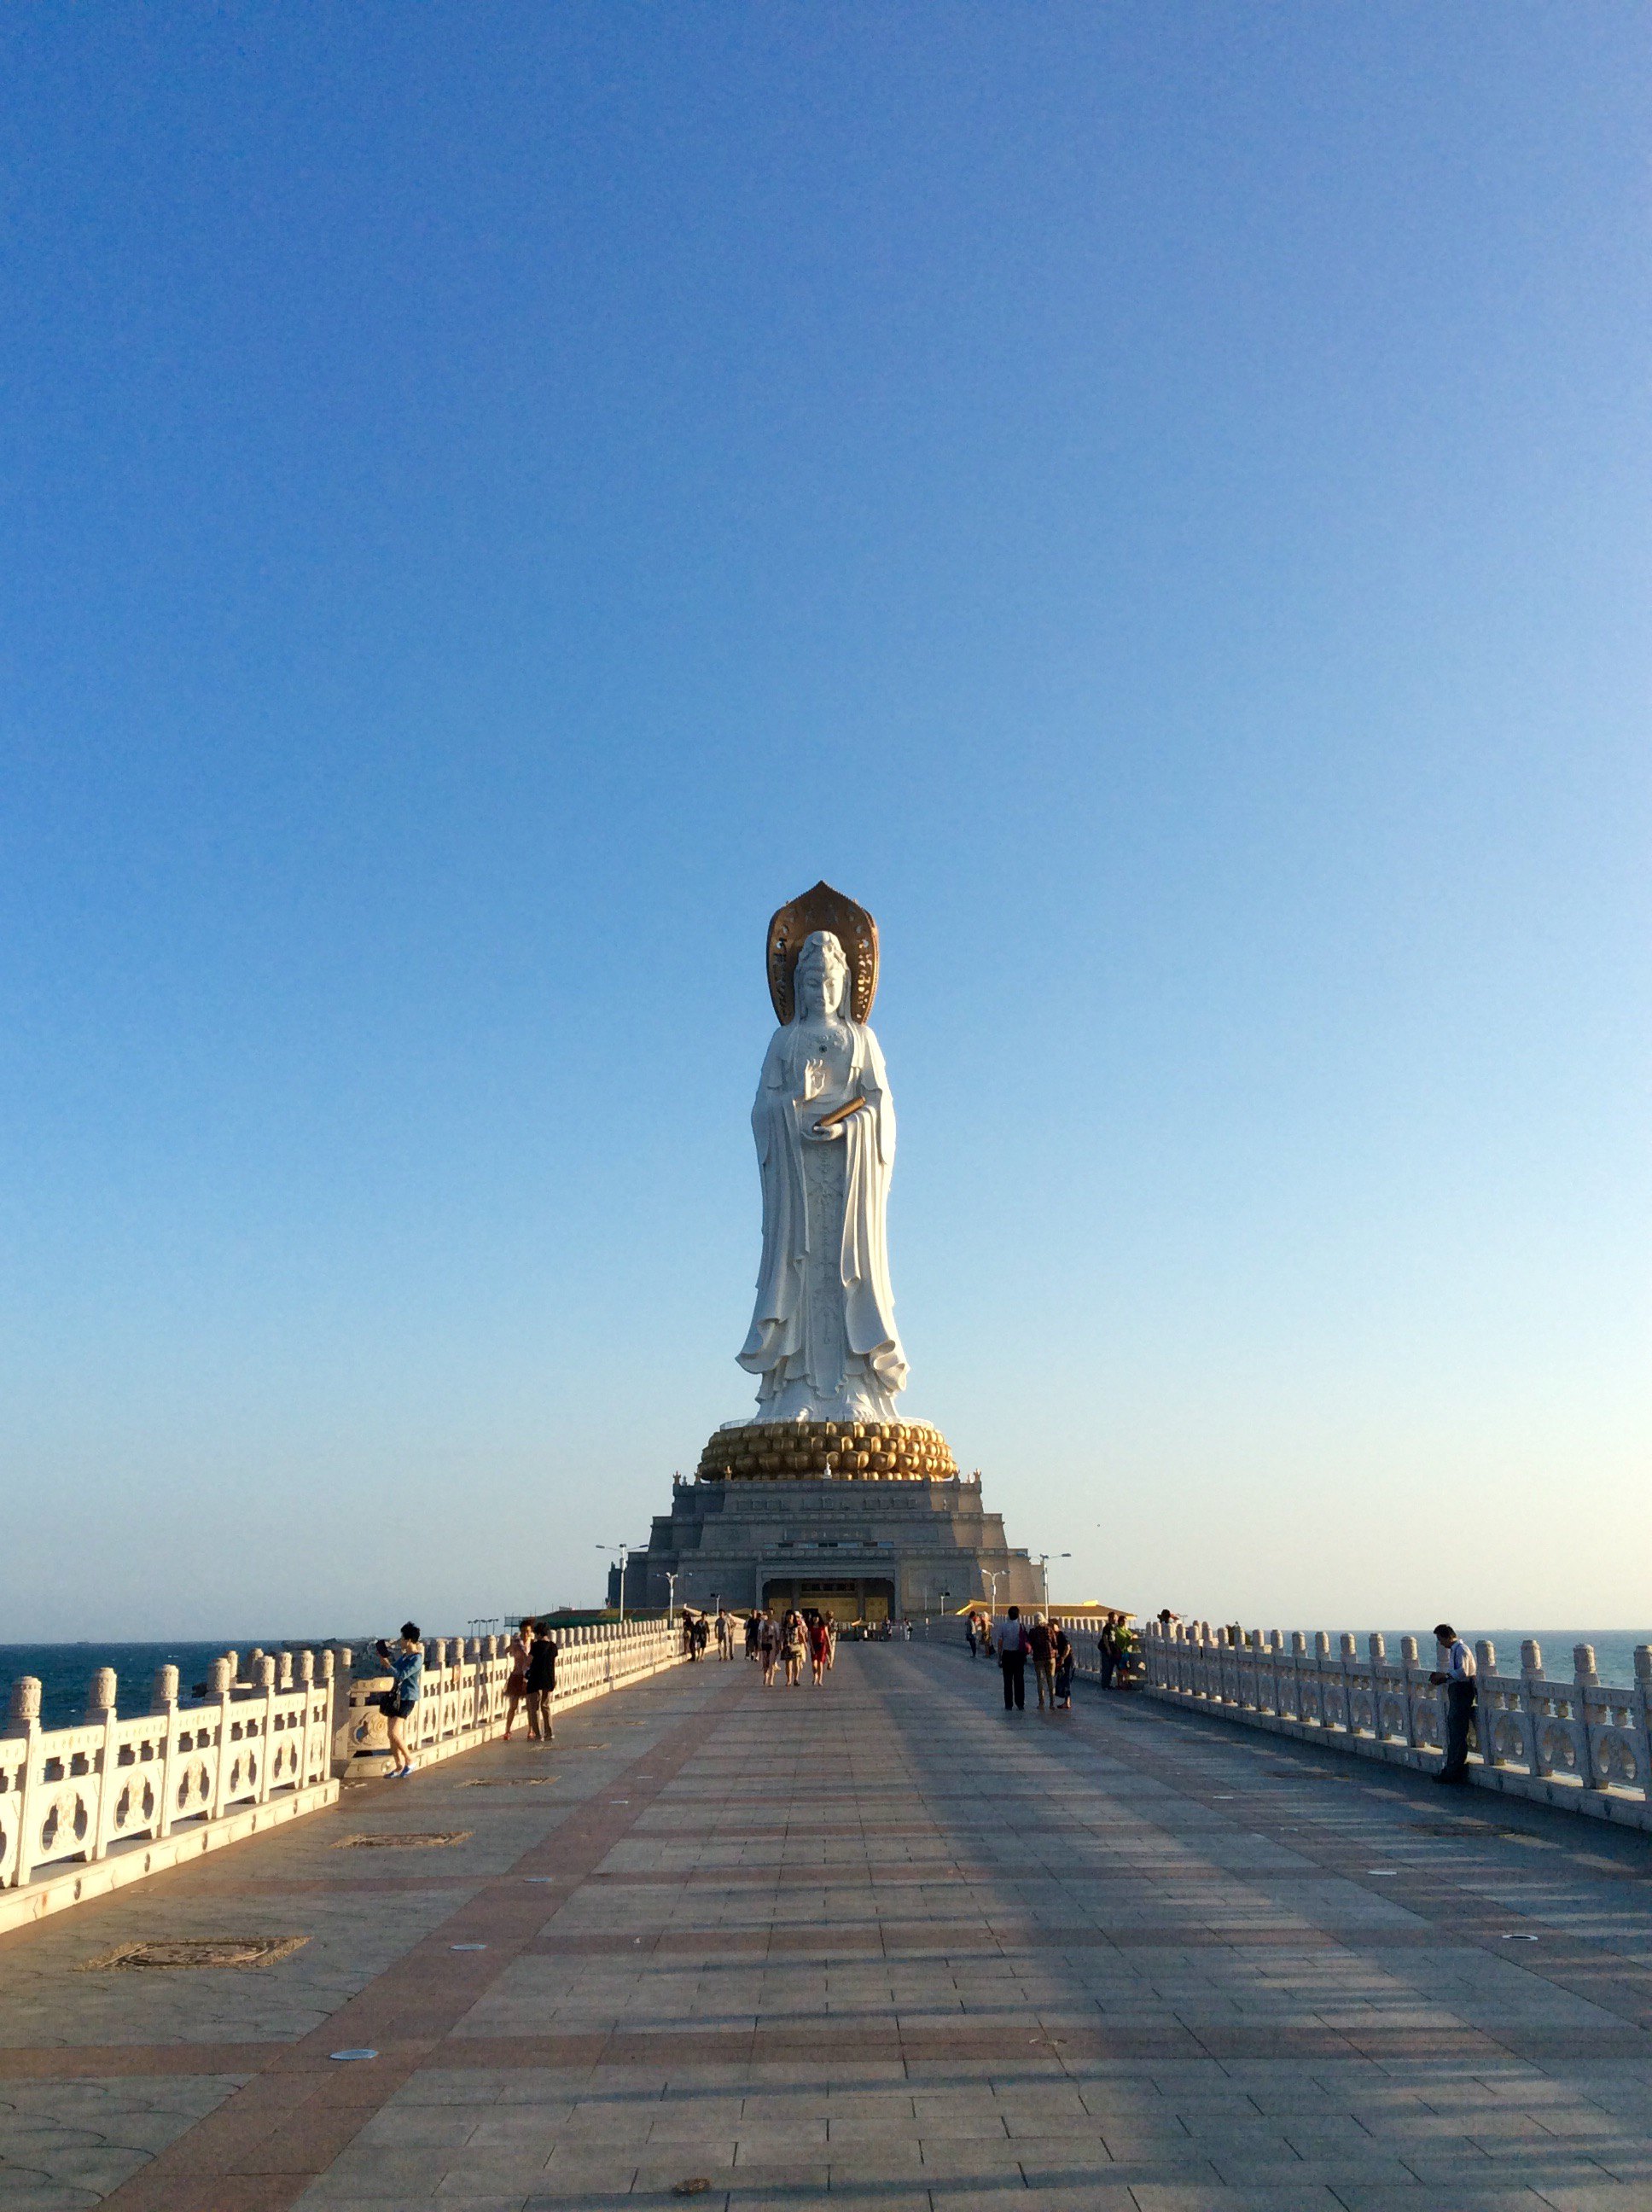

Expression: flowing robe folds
xmin=736 ymin=1016 xmax=908 ymax=1421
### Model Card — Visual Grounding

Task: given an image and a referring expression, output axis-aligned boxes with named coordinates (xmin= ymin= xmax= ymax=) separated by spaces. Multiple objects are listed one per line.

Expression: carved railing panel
xmin=1130 ymin=1621 xmax=1652 ymax=1813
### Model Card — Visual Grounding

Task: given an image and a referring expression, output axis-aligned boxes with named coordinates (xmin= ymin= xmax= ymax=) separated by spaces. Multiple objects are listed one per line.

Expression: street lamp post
xmin=984 ymin=1569 xmax=1003 ymax=1619
xmin=666 ymin=1570 xmax=678 ymax=1628
xmin=1034 ymin=1552 xmax=1071 ymax=1613
xmin=597 ymin=1543 xmax=629 ymax=1625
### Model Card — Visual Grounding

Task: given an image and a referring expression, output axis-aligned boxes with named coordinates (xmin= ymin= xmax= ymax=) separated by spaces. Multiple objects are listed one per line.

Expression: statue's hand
xmin=805 ymin=1117 xmax=846 ymax=1142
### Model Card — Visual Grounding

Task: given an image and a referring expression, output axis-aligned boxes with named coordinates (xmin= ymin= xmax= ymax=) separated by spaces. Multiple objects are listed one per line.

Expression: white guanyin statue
xmin=736 ymin=885 xmax=908 ymax=1423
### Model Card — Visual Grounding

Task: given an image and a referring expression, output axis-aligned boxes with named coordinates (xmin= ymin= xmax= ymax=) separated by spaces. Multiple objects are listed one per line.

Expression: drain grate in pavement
xmin=82 ymin=1937 xmax=308 ymax=1972
xmin=462 ymin=1778 xmax=556 ymax=1789
xmin=334 ymin=1831 xmax=472 ymax=1849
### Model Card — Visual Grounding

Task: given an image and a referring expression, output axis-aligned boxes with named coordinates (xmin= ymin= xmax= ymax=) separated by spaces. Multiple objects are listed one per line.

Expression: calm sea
xmin=0 ymin=1642 xmax=306 ymax=1730
xmin=1352 ymin=1632 xmax=1650 ymax=1685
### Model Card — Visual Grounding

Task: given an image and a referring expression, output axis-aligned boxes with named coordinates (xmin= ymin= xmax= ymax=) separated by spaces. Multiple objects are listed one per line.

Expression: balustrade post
xmin=1635 ymin=1649 xmax=1652 ymax=1808
xmin=152 ymin=1665 xmax=181 ymax=1839
xmin=208 ymin=1656 xmax=236 ymax=1818
xmin=86 ymin=1668 xmax=119 ymax=1863
xmin=1312 ymin=1632 xmax=1331 ymax=1727
xmin=253 ymin=1655 xmax=277 ymax=1803
xmin=1337 ymin=1633 xmax=1357 ymax=1735
xmin=1368 ymin=1633 xmax=1387 ymax=1740
xmin=1474 ymin=1641 xmax=1498 ymax=1772
xmin=9 ymin=1679 xmax=44 ymax=1889
xmin=1574 ymin=1644 xmax=1601 ymax=1790
xmin=1399 ymin=1636 xmax=1421 ymax=1749
xmin=317 ymin=1649 xmax=336 ymax=1784
xmin=1522 ymin=1641 xmax=1549 ymax=1778
xmin=329 ymin=1646 xmax=354 ymax=1774
xmin=294 ymin=1650 xmax=316 ymax=1791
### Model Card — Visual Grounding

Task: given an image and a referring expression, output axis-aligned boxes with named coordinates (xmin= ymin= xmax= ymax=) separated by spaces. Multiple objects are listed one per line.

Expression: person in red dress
xmin=808 ymin=1612 xmax=832 ymax=1686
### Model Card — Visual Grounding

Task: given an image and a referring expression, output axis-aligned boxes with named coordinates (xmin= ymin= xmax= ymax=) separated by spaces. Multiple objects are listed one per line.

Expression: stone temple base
xmin=614 ymin=1464 xmax=1042 ymax=1622
xmin=696 ymin=1418 xmax=957 ymax=1482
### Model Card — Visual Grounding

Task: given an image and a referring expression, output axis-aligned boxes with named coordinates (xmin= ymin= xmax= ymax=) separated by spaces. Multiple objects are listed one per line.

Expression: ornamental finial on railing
xmin=9 ymin=1677 xmax=42 ymax=1726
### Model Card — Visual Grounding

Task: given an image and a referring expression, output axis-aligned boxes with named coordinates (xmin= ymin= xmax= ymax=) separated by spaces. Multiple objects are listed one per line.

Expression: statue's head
xmin=794 ymin=931 xmax=848 ymax=1019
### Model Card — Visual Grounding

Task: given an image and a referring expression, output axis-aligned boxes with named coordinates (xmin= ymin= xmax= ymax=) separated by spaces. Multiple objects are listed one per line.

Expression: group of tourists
xmin=680 ymin=1610 xmax=722 ymax=1660
xmin=963 ymin=1606 xmax=1138 ymax=1713
xmin=742 ymin=1605 xmax=837 ymax=1687
xmin=501 ymin=1615 xmax=561 ymax=1742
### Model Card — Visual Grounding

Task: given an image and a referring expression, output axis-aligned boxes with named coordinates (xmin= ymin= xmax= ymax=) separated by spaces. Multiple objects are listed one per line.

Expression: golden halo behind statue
xmin=766 ymin=882 xmax=879 ymax=1024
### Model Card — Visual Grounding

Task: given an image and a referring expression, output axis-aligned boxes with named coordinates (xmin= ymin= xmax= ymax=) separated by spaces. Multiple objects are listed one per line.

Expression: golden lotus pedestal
xmin=695 ymin=1417 xmax=958 ymax=1483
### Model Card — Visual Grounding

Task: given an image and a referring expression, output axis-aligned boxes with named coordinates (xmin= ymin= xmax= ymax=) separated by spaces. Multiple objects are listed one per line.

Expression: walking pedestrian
xmin=375 ymin=1624 xmax=423 ymax=1778
xmin=782 ymin=1608 xmax=806 ymax=1687
xmin=524 ymin=1621 xmax=560 ymax=1740
xmin=502 ymin=1617 xmax=532 ymax=1740
xmin=1052 ymin=1622 xmax=1074 ymax=1710
xmin=808 ymin=1611 xmax=831 ymax=1686
xmin=1028 ymin=1614 xmax=1055 ymax=1710
xmin=965 ymin=1615 xmax=978 ymax=1658
xmin=995 ymin=1606 xmax=1029 ymax=1712
xmin=1430 ymin=1623 xmax=1478 ymax=1784
xmin=759 ymin=1610 xmax=782 ymax=1686
xmin=1098 ymin=1620 xmax=1118 ymax=1690
xmin=745 ymin=1611 xmax=760 ymax=1662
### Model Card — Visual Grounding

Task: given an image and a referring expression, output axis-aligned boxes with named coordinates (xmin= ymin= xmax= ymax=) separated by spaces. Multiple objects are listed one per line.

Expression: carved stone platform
xmin=613 ymin=1463 xmax=1041 ymax=1622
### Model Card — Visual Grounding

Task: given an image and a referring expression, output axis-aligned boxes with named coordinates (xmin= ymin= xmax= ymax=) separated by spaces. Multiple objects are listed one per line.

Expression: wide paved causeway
xmin=5 ymin=1644 xmax=1652 ymax=2210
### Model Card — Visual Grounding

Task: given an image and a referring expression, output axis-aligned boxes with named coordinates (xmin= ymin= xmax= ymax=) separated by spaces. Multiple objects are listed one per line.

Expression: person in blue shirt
xmin=375 ymin=1623 xmax=424 ymax=1778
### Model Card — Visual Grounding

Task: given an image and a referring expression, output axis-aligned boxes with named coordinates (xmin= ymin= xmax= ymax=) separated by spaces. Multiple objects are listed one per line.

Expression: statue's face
xmin=796 ymin=932 xmax=847 ymax=1017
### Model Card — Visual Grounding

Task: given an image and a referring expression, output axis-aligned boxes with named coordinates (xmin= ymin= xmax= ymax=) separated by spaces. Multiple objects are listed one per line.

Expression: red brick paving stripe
xmin=0 ymin=2042 xmax=285 ymax=2080
xmin=92 ymin=1676 xmax=746 ymax=2212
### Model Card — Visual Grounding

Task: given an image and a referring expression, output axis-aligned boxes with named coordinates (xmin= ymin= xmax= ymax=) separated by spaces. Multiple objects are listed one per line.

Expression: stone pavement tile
xmin=387 ymin=2078 xmax=509 ymax=2108
xmin=1575 ymin=2151 xmax=1652 ymax=2186
xmin=352 ymin=2109 xmax=482 ymax=2148
xmin=461 ymin=2110 xmax=578 ymax=2145
xmin=1333 ymin=2192 xmax=1558 ymax=2211
xmin=1125 ymin=2188 xmax=1345 ymax=2211
xmin=1533 ymin=2191 xmax=1652 ymax=2210
xmin=512 ymin=2150 xmax=638 ymax=2197
xmin=295 ymin=2200 xmax=530 ymax=2212
xmin=718 ymin=2195 xmax=932 ymax=2212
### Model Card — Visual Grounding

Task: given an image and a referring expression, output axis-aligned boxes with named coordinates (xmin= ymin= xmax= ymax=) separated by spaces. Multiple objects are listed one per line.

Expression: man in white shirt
xmin=995 ymin=1606 xmax=1029 ymax=1712
xmin=1429 ymin=1623 xmax=1478 ymax=1784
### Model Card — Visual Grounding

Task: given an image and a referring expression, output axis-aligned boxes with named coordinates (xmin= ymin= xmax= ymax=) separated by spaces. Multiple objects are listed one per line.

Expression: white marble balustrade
xmin=0 ymin=1616 xmax=689 ymax=1931
xmin=1140 ymin=1619 xmax=1652 ymax=1830
xmin=0 ymin=1648 xmax=337 ymax=1931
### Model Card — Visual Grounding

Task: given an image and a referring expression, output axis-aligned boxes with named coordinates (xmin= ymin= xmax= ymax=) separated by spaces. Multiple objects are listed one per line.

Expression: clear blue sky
xmin=2 ymin=6 xmax=1646 ymax=1642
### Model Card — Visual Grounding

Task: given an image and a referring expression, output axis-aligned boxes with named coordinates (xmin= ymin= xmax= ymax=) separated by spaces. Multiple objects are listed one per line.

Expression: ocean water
xmin=1343 ymin=1631 xmax=1651 ymax=1685
xmin=0 ymin=1642 xmax=296 ymax=1731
